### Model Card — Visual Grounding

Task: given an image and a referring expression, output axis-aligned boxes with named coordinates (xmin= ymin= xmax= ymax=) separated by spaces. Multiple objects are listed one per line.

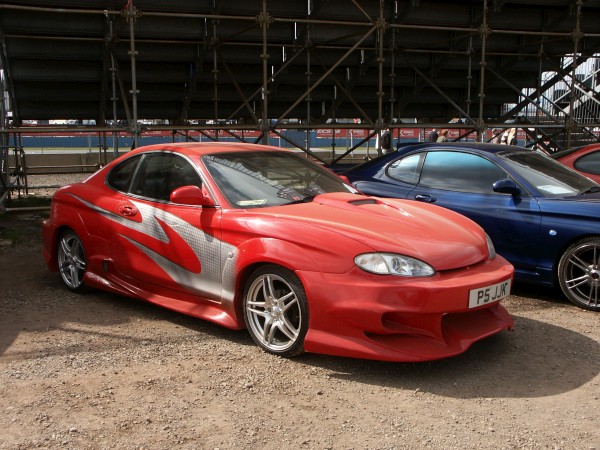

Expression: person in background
xmin=436 ymin=129 xmax=449 ymax=142
xmin=428 ymin=129 xmax=439 ymax=142
xmin=503 ymin=128 xmax=517 ymax=145
xmin=379 ymin=128 xmax=393 ymax=154
xmin=491 ymin=129 xmax=504 ymax=143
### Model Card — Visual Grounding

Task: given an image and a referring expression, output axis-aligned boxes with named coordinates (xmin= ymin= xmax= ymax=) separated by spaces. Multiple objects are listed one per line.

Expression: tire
xmin=57 ymin=229 xmax=88 ymax=293
xmin=557 ymin=237 xmax=600 ymax=311
xmin=243 ymin=265 xmax=309 ymax=357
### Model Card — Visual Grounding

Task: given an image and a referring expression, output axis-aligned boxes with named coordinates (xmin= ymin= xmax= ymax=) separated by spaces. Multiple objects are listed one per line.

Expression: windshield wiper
xmin=579 ymin=186 xmax=600 ymax=195
xmin=286 ymin=196 xmax=316 ymax=205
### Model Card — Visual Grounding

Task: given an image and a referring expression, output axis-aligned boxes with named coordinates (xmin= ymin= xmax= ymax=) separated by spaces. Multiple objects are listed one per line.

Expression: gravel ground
xmin=1 ymin=185 xmax=600 ymax=449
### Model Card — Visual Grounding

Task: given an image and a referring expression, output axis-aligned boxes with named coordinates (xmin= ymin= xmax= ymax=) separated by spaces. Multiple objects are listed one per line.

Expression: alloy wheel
xmin=244 ymin=265 xmax=308 ymax=356
xmin=558 ymin=237 xmax=600 ymax=311
xmin=57 ymin=231 xmax=87 ymax=291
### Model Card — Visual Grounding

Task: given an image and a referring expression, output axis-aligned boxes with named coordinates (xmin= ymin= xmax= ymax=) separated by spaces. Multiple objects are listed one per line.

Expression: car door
xmin=407 ymin=150 xmax=543 ymax=274
xmin=109 ymin=152 xmax=225 ymax=302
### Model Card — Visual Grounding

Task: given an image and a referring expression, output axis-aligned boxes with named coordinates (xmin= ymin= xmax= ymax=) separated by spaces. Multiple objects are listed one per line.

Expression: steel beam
xmin=476 ymin=0 xmax=490 ymax=138
xmin=124 ymin=1 xmax=140 ymax=148
xmin=567 ymin=0 xmax=583 ymax=148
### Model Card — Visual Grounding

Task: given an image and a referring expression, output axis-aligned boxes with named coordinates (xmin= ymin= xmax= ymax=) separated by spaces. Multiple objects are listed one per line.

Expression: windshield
xmin=499 ymin=150 xmax=598 ymax=197
xmin=203 ymin=151 xmax=356 ymax=208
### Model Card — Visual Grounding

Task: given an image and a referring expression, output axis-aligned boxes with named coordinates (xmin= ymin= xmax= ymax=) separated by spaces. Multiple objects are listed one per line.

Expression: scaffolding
xmin=1 ymin=0 xmax=600 ymax=207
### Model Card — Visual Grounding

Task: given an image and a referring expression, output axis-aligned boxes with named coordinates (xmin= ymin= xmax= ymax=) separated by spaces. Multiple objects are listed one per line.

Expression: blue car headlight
xmin=486 ymin=233 xmax=496 ymax=259
xmin=355 ymin=253 xmax=435 ymax=277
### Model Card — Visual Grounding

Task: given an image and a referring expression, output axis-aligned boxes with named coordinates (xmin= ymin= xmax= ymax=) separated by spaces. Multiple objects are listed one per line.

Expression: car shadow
xmin=2 ymin=251 xmax=598 ymax=401
xmin=53 ymin=290 xmax=598 ymax=401
xmin=0 ymin=265 xmax=249 ymax=361
xmin=510 ymin=282 xmax=568 ymax=306
xmin=295 ymin=313 xmax=600 ymax=399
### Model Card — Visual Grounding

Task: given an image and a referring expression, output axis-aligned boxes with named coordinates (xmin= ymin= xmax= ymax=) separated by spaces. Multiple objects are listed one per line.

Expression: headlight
xmin=486 ymin=233 xmax=496 ymax=259
xmin=355 ymin=253 xmax=435 ymax=277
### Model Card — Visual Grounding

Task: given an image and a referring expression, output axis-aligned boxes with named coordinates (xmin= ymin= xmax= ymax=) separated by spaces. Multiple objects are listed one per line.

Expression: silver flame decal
xmin=73 ymin=195 xmax=238 ymax=303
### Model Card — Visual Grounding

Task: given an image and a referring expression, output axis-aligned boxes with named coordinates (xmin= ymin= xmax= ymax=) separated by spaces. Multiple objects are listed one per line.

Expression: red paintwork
xmin=556 ymin=143 xmax=600 ymax=184
xmin=42 ymin=142 xmax=514 ymax=362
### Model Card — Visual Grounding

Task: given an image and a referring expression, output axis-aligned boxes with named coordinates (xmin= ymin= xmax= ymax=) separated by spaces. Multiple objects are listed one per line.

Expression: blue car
xmin=343 ymin=142 xmax=600 ymax=311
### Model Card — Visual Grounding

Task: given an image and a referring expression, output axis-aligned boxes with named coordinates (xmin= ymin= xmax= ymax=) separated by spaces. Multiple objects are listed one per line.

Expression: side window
xmin=130 ymin=153 xmax=202 ymax=201
xmin=106 ymin=155 xmax=141 ymax=192
xmin=575 ymin=151 xmax=600 ymax=176
xmin=387 ymin=153 xmax=423 ymax=185
xmin=420 ymin=151 xmax=507 ymax=194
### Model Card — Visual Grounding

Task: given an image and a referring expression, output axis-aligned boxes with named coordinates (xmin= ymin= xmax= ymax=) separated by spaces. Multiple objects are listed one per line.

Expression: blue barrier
xmin=10 ymin=130 xmax=421 ymax=152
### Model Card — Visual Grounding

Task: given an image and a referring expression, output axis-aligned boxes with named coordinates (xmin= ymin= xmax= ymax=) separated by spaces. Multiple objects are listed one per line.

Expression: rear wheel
xmin=243 ymin=265 xmax=309 ymax=357
xmin=57 ymin=230 xmax=88 ymax=293
xmin=557 ymin=237 xmax=600 ymax=311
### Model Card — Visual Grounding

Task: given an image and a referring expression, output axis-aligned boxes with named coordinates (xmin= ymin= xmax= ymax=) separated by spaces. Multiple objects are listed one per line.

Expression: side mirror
xmin=170 ymin=185 xmax=216 ymax=206
xmin=493 ymin=178 xmax=522 ymax=196
xmin=338 ymin=174 xmax=351 ymax=184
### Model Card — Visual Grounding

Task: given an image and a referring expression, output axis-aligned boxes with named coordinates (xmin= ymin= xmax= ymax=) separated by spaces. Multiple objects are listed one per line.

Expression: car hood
xmin=258 ymin=192 xmax=490 ymax=271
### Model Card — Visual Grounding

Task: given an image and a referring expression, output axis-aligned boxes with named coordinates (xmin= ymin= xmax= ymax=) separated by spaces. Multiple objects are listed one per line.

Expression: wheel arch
xmin=552 ymin=233 xmax=600 ymax=285
xmin=45 ymin=219 xmax=89 ymax=272
xmin=555 ymin=234 xmax=600 ymax=311
xmin=230 ymin=238 xmax=317 ymax=327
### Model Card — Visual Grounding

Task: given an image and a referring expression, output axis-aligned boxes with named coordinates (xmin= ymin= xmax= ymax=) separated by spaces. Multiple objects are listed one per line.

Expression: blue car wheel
xmin=558 ymin=237 xmax=600 ymax=311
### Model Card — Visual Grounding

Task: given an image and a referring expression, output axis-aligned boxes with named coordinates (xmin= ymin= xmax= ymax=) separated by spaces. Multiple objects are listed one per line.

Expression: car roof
xmin=342 ymin=142 xmax=533 ymax=174
xmin=126 ymin=142 xmax=289 ymax=158
xmin=552 ymin=143 xmax=600 ymax=160
xmin=395 ymin=141 xmax=529 ymax=155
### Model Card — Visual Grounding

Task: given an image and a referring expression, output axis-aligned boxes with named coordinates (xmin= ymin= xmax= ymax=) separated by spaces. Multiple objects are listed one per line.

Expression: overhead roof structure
xmin=0 ymin=0 xmax=599 ymax=150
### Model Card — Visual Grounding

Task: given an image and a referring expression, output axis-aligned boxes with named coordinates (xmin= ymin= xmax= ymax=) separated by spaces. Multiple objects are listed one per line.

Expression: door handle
xmin=414 ymin=194 xmax=436 ymax=203
xmin=118 ymin=205 xmax=139 ymax=216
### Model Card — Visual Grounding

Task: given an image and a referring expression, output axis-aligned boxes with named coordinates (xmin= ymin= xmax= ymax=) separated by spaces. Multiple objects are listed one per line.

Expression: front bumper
xmin=298 ymin=256 xmax=514 ymax=362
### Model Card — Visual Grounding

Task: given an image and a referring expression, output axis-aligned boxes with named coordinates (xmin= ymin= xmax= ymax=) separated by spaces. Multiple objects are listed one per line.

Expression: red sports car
xmin=553 ymin=143 xmax=600 ymax=184
xmin=42 ymin=142 xmax=514 ymax=362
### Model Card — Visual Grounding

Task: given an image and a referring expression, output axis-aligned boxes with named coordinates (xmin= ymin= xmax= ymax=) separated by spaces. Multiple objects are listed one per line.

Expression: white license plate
xmin=468 ymin=280 xmax=511 ymax=308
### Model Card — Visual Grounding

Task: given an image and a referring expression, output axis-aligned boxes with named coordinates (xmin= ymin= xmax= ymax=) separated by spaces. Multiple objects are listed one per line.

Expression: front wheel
xmin=557 ymin=237 xmax=600 ymax=311
xmin=243 ymin=265 xmax=309 ymax=357
xmin=57 ymin=229 xmax=88 ymax=293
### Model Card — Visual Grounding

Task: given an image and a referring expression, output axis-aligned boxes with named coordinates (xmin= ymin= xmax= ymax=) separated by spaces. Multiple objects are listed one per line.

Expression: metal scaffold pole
xmin=477 ymin=0 xmax=490 ymax=141
xmin=259 ymin=0 xmax=270 ymax=145
xmin=566 ymin=0 xmax=584 ymax=149
xmin=124 ymin=0 xmax=140 ymax=149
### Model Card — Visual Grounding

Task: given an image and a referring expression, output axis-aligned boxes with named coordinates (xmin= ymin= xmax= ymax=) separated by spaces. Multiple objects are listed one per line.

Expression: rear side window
xmin=419 ymin=151 xmax=507 ymax=193
xmin=387 ymin=153 xmax=423 ymax=185
xmin=106 ymin=153 xmax=202 ymax=202
xmin=106 ymin=155 xmax=141 ymax=192
xmin=575 ymin=151 xmax=600 ymax=176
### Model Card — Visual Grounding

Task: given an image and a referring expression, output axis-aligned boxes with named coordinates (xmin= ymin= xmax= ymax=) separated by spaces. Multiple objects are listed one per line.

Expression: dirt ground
xmin=1 ymin=207 xmax=600 ymax=450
